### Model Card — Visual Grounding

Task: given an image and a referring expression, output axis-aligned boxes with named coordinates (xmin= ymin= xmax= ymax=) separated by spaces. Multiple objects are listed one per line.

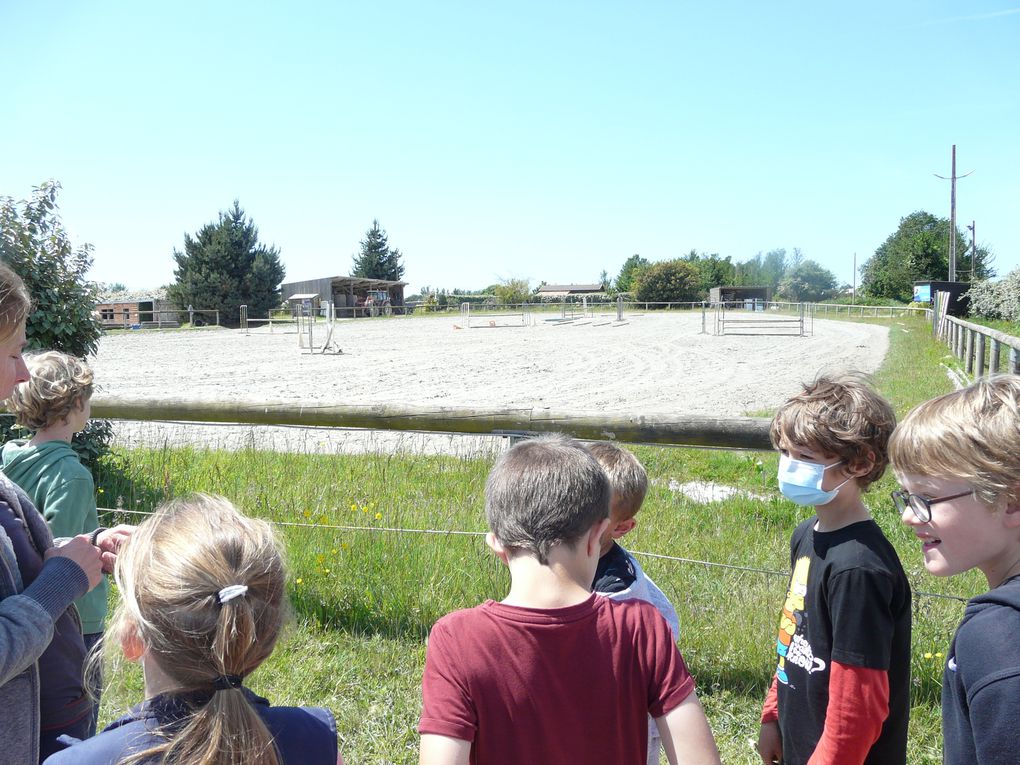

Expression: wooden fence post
xmin=975 ymin=333 xmax=985 ymax=378
xmin=1011 ymin=347 xmax=1019 ymax=375
xmin=965 ymin=330 xmax=974 ymax=374
xmin=990 ymin=340 xmax=1001 ymax=374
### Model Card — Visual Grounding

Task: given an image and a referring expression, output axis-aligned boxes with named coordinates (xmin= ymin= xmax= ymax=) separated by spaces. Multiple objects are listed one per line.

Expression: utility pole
xmin=934 ymin=145 xmax=973 ymax=283
xmin=852 ymin=252 xmax=856 ymax=305
xmin=950 ymin=146 xmax=957 ymax=280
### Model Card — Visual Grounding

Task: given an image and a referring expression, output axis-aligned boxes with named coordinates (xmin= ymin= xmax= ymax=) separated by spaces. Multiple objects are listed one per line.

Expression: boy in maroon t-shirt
xmin=418 ymin=435 xmax=720 ymax=765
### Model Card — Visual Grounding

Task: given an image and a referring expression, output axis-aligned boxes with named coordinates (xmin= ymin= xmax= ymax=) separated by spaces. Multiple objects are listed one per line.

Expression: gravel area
xmin=91 ymin=311 xmax=889 ymax=454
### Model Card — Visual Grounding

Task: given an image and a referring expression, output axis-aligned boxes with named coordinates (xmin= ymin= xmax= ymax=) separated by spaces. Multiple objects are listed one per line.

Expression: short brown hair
xmin=5 ymin=351 xmax=94 ymax=431
xmin=890 ymin=375 xmax=1020 ymax=507
xmin=0 ymin=262 xmax=32 ymax=341
xmin=770 ymin=373 xmax=896 ymax=490
xmin=485 ymin=434 xmax=610 ymax=564
xmin=585 ymin=442 xmax=648 ymax=520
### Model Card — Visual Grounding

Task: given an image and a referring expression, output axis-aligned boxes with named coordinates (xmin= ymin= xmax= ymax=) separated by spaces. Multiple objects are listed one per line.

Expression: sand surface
xmin=91 ymin=312 xmax=889 ymax=454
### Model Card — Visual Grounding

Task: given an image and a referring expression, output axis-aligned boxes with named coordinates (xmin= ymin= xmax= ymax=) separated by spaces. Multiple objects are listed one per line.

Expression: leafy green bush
xmin=0 ymin=181 xmax=111 ymax=471
xmin=0 ymin=182 xmax=102 ymax=357
xmin=967 ymin=270 xmax=1020 ymax=322
xmin=493 ymin=278 xmax=532 ymax=305
xmin=634 ymin=259 xmax=701 ymax=303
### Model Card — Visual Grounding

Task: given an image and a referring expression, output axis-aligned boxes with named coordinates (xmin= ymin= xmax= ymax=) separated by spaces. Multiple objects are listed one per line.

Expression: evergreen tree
xmin=168 ymin=201 xmax=285 ymax=327
xmin=352 ymin=220 xmax=405 ymax=280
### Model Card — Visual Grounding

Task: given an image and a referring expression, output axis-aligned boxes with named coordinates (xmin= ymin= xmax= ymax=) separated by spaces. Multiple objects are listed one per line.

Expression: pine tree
xmin=352 ymin=220 xmax=405 ymax=280
xmin=167 ymin=201 xmax=285 ymax=327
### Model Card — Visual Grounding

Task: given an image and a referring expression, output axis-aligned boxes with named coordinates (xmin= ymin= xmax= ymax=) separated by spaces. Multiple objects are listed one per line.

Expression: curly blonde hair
xmin=770 ymin=372 xmax=896 ymax=491
xmin=4 ymin=350 xmax=94 ymax=431
xmin=890 ymin=375 xmax=1020 ymax=508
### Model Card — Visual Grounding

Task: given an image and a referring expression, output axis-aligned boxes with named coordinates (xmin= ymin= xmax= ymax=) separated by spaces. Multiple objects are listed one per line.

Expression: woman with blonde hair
xmin=45 ymin=494 xmax=340 ymax=764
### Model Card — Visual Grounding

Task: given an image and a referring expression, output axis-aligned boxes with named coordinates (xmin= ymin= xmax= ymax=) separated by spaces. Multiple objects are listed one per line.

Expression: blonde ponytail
xmin=112 ymin=494 xmax=287 ymax=765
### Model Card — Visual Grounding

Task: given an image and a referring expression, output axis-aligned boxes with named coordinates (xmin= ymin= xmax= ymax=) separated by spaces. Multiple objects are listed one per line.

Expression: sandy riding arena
xmin=91 ymin=312 xmax=889 ymax=454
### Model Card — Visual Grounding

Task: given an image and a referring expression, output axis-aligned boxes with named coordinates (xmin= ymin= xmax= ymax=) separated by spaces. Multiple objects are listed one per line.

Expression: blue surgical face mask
xmin=777 ymin=454 xmax=852 ymax=506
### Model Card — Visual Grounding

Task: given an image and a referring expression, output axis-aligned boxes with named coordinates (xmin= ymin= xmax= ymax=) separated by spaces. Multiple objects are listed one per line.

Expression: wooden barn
xmin=281 ymin=276 xmax=407 ymax=318
xmin=709 ymin=286 xmax=772 ymax=306
xmin=95 ymin=289 xmax=179 ymax=328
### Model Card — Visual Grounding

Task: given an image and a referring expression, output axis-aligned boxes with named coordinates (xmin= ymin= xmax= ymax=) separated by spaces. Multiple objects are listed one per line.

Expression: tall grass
xmin=93 ymin=314 xmax=973 ymax=763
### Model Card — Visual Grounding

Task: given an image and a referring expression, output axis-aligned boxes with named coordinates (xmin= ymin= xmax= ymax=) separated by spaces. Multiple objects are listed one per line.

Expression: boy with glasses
xmin=890 ymin=375 xmax=1020 ymax=764
xmin=757 ymin=374 xmax=911 ymax=765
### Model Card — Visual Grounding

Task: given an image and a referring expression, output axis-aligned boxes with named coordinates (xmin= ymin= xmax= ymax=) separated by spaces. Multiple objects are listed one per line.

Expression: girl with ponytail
xmin=45 ymin=494 xmax=341 ymax=764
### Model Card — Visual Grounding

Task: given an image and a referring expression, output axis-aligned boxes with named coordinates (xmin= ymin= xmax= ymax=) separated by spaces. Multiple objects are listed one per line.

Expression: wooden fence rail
xmin=935 ymin=314 xmax=1020 ymax=377
xmin=90 ymin=397 xmax=774 ymax=451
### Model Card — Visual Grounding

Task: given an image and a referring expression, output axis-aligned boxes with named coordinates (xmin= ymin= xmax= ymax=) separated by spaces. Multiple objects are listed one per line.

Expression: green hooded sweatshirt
xmin=1 ymin=439 xmax=109 ymax=634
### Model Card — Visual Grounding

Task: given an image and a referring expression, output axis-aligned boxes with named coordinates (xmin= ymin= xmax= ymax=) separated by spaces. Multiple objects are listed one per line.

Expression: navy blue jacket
xmin=43 ymin=688 xmax=338 ymax=764
xmin=943 ymin=575 xmax=1020 ymax=764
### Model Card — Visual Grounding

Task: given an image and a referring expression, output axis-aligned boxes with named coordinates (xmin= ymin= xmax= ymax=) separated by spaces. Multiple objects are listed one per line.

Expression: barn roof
xmin=536 ymin=283 xmax=602 ymax=294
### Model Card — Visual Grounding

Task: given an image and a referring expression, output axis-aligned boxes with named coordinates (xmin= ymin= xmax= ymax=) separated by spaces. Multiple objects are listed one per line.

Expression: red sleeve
xmin=807 ymin=661 xmax=889 ymax=765
xmin=418 ymin=620 xmax=477 ymax=742
xmin=760 ymin=674 xmax=779 ymax=723
xmin=644 ymin=606 xmax=695 ymax=718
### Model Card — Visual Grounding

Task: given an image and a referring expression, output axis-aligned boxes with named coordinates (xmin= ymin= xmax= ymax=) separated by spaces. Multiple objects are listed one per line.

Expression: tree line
xmin=1 ymin=181 xmax=1007 ymax=335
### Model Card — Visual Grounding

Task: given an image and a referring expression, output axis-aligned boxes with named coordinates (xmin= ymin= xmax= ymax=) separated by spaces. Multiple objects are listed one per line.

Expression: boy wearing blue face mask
xmin=756 ymin=374 xmax=911 ymax=765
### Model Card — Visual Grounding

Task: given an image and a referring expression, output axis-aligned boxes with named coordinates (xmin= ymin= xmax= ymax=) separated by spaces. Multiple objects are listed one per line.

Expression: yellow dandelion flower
xmin=302 ymin=510 xmax=311 ymax=519
xmin=375 ymin=512 xmax=382 ymax=520
xmin=935 ymin=652 xmax=944 ymax=658
xmin=296 ymin=578 xmax=303 ymax=585
xmin=331 ymin=548 xmax=338 ymax=555
xmin=362 ymin=507 xmax=368 ymax=514
xmin=342 ymin=542 xmax=349 ymax=550
xmin=923 ymin=652 xmax=933 ymax=659
xmin=324 ymin=568 xmax=331 ymax=574
xmin=350 ymin=504 xmax=356 ymax=511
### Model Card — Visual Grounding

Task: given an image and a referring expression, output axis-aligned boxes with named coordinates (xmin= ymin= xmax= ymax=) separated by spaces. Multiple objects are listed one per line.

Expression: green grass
xmin=91 ymin=314 xmax=976 ymax=764
xmin=963 ymin=315 xmax=1020 ymax=338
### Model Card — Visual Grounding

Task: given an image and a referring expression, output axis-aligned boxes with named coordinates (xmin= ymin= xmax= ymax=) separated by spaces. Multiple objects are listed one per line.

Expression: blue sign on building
xmin=913 ymin=284 xmax=932 ymax=303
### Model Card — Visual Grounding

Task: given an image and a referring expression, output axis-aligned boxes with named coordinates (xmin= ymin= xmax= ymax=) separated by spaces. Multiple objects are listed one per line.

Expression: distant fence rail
xmin=935 ymin=313 xmax=1020 ymax=377
xmin=90 ymin=397 xmax=773 ymax=451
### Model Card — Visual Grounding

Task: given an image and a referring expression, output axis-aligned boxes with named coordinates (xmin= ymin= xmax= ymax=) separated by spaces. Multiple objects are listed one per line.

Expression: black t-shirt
xmin=773 ymin=518 xmax=912 ymax=765
xmin=592 ymin=542 xmax=637 ymax=594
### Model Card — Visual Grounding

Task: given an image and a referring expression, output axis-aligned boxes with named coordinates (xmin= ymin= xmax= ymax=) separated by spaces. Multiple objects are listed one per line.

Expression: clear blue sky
xmin=2 ymin=1 xmax=1018 ymax=295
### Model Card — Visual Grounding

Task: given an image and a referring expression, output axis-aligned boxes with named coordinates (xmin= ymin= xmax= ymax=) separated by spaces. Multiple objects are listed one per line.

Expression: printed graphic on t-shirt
xmin=775 ymin=556 xmax=826 ymax=685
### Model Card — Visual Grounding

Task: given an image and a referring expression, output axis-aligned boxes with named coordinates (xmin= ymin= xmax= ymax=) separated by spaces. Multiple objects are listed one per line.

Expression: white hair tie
xmin=218 ymin=585 xmax=249 ymax=604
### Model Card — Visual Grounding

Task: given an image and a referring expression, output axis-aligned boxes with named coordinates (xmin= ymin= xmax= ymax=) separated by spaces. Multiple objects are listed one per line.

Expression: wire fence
xmin=98 ymin=505 xmax=968 ymax=605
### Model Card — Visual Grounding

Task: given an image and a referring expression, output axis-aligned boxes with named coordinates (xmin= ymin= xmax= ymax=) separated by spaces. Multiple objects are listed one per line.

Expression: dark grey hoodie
xmin=943 ymin=575 xmax=1020 ymax=764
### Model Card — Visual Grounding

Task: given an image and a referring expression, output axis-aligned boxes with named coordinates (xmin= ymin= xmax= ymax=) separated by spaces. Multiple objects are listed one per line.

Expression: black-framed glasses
xmin=891 ymin=489 xmax=973 ymax=522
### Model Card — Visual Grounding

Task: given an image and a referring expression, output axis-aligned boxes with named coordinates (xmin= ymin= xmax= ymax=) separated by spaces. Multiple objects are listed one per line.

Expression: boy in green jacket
xmin=2 ymin=350 xmax=107 ymax=734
